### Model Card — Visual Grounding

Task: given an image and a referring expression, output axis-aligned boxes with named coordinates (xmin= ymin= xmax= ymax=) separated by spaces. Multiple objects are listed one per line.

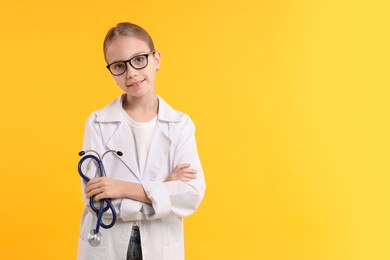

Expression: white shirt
xmin=121 ymin=109 xmax=157 ymax=177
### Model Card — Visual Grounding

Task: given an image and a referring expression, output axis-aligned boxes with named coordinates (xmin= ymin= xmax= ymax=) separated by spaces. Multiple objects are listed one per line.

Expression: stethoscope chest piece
xmin=88 ymin=229 xmax=102 ymax=247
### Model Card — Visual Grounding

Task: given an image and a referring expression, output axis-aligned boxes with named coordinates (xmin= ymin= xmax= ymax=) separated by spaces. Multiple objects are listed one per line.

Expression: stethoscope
xmin=78 ymin=149 xmax=123 ymax=247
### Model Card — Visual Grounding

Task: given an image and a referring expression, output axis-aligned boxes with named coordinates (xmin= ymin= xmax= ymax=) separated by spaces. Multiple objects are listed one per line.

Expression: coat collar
xmin=95 ymin=95 xmax=183 ymax=123
xmin=96 ymin=95 xmax=177 ymax=181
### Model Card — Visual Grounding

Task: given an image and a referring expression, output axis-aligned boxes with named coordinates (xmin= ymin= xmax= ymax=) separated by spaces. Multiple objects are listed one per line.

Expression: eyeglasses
xmin=106 ymin=51 xmax=156 ymax=76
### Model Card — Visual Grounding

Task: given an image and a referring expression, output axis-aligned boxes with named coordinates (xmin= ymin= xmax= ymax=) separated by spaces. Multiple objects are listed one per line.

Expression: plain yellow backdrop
xmin=0 ymin=0 xmax=389 ymax=259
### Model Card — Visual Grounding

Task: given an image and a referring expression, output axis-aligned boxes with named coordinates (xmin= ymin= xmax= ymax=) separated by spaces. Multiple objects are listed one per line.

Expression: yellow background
xmin=1 ymin=0 xmax=389 ymax=259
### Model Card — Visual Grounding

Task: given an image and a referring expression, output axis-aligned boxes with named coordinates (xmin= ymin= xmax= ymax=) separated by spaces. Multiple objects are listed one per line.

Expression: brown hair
xmin=103 ymin=22 xmax=155 ymax=58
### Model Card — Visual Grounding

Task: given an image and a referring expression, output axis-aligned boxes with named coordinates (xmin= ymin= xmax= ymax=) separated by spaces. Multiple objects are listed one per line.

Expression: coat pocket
xmin=77 ymin=236 xmax=108 ymax=260
xmin=162 ymin=241 xmax=184 ymax=260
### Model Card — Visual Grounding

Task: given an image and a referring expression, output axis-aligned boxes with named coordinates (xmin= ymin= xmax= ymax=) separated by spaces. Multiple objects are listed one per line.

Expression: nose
xmin=125 ymin=62 xmax=138 ymax=78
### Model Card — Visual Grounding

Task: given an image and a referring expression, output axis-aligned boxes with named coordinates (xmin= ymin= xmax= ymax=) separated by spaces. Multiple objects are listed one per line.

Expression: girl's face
xmin=105 ymin=36 xmax=161 ymax=99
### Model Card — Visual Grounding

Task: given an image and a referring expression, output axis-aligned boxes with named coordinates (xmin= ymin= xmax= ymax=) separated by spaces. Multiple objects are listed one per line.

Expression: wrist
xmin=121 ymin=181 xmax=134 ymax=198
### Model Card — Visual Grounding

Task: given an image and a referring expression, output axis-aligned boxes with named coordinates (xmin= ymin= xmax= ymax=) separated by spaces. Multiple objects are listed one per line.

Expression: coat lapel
xmin=106 ymin=122 xmax=141 ymax=181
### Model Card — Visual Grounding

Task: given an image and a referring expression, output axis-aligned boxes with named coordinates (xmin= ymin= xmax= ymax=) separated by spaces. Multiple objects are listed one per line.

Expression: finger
xmin=174 ymin=172 xmax=197 ymax=181
xmin=184 ymin=173 xmax=197 ymax=179
xmin=86 ymin=187 xmax=104 ymax=199
xmin=87 ymin=176 xmax=109 ymax=185
xmin=85 ymin=182 xmax=103 ymax=193
xmin=95 ymin=190 xmax=113 ymax=201
xmin=86 ymin=177 xmax=112 ymax=192
xmin=94 ymin=193 xmax=105 ymax=201
xmin=176 ymin=163 xmax=191 ymax=169
xmin=183 ymin=168 xmax=197 ymax=174
xmin=87 ymin=178 xmax=100 ymax=185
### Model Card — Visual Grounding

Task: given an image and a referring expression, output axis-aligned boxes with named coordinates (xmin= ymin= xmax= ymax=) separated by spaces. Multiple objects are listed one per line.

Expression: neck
xmin=123 ymin=92 xmax=158 ymax=122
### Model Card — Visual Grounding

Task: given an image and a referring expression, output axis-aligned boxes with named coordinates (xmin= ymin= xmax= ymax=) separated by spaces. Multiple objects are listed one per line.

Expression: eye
xmin=133 ymin=55 xmax=146 ymax=64
xmin=113 ymin=63 xmax=125 ymax=70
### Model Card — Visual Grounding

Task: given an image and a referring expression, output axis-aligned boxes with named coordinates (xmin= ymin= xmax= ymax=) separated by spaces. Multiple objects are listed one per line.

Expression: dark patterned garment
xmin=127 ymin=225 xmax=143 ymax=260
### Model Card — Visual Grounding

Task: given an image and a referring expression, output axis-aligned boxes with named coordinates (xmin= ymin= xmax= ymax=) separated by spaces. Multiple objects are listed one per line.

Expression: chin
xmin=128 ymin=88 xmax=152 ymax=98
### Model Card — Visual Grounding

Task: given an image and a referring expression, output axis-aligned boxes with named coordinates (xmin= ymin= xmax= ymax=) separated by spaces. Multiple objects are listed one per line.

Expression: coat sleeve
xmin=80 ymin=113 xmax=143 ymax=219
xmin=142 ymin=115 xmax=206 ymax=219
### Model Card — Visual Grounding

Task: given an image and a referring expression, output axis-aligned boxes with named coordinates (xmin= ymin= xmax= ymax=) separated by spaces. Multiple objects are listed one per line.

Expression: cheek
xmin=145 ymin=69 xmax=157 ymax=81
xmin=112 ymin=76 xmax=124 ymax=86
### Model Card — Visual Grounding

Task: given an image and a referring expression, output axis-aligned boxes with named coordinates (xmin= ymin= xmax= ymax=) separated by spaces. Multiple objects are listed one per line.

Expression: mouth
xmin=127 ymin=79 xmax=145 ymax=88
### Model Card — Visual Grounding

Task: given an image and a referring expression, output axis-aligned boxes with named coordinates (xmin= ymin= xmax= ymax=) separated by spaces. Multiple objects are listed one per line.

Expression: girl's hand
xmin=166 ymin=163 xmax=197 ymax=182
xmin=85 ymin=177 xmax=126 ymax=201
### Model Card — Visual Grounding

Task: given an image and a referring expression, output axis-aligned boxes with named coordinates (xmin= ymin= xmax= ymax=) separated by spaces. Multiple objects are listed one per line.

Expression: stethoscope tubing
xmin=78 ymin=154 xmax=117 ymax=233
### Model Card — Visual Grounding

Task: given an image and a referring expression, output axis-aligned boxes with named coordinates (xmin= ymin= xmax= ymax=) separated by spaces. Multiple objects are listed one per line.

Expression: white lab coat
xmin=77 ymin=95 xmax=206 ymax=260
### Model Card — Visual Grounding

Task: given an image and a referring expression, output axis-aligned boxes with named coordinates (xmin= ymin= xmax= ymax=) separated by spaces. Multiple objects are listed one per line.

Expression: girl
xmin=78 ymin=22 xmax=206 ymax=260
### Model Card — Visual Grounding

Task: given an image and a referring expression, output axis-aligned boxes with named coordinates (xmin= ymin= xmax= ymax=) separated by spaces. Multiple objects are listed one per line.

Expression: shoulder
xmin=158 ymin=100 xmax=196 ymax=144
xmin=86 ymin=96 xmax=123 ymax=124
xmin=158 ymin=96 xmax=184 ymax=122
xmin=158 ymin=96 xmax=195 ymax=127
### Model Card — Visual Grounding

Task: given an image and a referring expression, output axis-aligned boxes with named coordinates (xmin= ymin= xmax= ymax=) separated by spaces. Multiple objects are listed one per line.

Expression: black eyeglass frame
xmin=106 ymin=51 xmax=156 ymax=76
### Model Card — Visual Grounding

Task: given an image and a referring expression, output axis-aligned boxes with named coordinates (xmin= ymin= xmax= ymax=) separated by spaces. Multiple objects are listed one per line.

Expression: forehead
xmin=105 ymin=36 xmax=150 ymax=63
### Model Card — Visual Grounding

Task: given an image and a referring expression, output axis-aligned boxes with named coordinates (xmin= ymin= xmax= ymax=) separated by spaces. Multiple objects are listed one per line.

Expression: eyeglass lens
xmin=108 ymin=54 xmax=150 ymax=76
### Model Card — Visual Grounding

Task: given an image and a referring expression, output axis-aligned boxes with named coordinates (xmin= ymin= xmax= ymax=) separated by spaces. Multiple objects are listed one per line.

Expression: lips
xmin=127 ymin=79 xmax=145 ymax=88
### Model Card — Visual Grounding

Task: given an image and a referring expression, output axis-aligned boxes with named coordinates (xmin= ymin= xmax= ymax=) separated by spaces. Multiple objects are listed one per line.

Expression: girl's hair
xmin=103 ymin=22 xmax=155 ymax=56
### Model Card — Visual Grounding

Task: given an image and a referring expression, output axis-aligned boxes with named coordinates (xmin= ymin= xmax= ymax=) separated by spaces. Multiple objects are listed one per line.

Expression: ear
xmin=153 ymin=51 xmax=162 ymax=70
